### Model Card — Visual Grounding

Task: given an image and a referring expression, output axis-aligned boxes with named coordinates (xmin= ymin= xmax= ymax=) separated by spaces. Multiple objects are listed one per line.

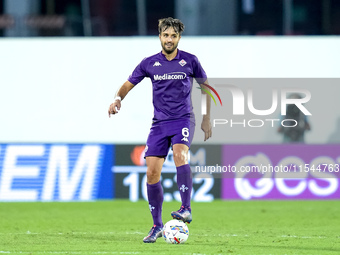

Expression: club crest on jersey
xmin=153 ymin=61 xmax=162 ymax=67
xmin=179 ymin=59 xmax=187 ymax=67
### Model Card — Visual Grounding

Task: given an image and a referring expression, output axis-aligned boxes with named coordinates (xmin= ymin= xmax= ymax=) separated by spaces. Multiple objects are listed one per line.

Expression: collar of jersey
xmin=159 ymin=49 xmax=180 ymax=61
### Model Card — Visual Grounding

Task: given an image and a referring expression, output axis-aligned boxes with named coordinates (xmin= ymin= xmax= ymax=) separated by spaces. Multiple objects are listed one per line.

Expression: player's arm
xmin=200 ymin=81 xmax=212 ymax=141
xmin=108 ymin=80 xmax=134 ymax=117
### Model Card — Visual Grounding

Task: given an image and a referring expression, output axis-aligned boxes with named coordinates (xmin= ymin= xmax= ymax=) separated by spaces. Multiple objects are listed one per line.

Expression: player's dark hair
xmin=158 ymin=17 xmax=185 ymax=35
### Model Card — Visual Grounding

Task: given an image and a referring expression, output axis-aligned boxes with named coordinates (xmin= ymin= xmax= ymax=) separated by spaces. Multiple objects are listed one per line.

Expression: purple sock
xmin=146 ymin=181 xmax=163 ymax=227
xmin=176 ymin=164 xmax=192 ymax=208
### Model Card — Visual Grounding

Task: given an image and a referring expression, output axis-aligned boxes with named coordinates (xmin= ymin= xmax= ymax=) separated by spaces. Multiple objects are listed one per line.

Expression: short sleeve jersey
xmin=128 ymin=49 xmax=207 ymax=123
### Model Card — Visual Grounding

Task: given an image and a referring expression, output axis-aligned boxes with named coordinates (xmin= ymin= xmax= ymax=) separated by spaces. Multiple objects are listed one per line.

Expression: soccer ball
xmin=162 ymin=219 xmax=189 ymax=244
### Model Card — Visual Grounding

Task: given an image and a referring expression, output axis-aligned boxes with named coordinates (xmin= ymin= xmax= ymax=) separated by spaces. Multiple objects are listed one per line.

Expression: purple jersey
xmin=128 ymin=49 xmax=207 ymax=123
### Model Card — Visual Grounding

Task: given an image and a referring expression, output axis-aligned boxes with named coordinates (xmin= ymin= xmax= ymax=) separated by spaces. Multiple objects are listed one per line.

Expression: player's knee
xmin=146 ymin=168 xmax=161 ymax=184
xmin=173 ymin=150 xmax=188 ymax=166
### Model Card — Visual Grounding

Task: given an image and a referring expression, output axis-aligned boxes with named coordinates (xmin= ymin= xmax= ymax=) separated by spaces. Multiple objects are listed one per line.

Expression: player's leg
xmin=169 ymin=120 xmax=195 ymax=223
xmin=171 ymin=143 xmax=193 ymax=223
xmin=142 ymin=123 xmax=171 ymax=243
xmin=173 ymin=143 xmax=191 ymax=209
xmin=143 ymin=156 xmax=165 ymax=243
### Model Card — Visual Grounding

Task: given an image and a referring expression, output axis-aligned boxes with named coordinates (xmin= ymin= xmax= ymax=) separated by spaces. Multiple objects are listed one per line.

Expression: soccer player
xmin=108 ymin=17 xmax=212 ymax=243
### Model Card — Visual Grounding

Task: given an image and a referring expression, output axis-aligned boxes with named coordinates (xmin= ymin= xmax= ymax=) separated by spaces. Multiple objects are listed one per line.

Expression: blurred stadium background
xmin=0 ymin=0 xmax=340 ymax=213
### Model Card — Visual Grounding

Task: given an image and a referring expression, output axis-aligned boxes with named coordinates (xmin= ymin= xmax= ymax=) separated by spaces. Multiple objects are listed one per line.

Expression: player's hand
xmin=108 ymin=99 xmax=121 ymax=117
xmin=201 ymin=117 xmax=212 ymax=141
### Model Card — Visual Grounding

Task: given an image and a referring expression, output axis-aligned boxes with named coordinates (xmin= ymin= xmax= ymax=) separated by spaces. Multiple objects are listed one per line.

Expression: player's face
xmin=159 ymin=27 xmax=181 ymax=55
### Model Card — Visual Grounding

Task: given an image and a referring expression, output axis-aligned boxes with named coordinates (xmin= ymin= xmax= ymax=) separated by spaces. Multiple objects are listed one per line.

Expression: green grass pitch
xmin=0 ymin=200 xmax=339 ymax=255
